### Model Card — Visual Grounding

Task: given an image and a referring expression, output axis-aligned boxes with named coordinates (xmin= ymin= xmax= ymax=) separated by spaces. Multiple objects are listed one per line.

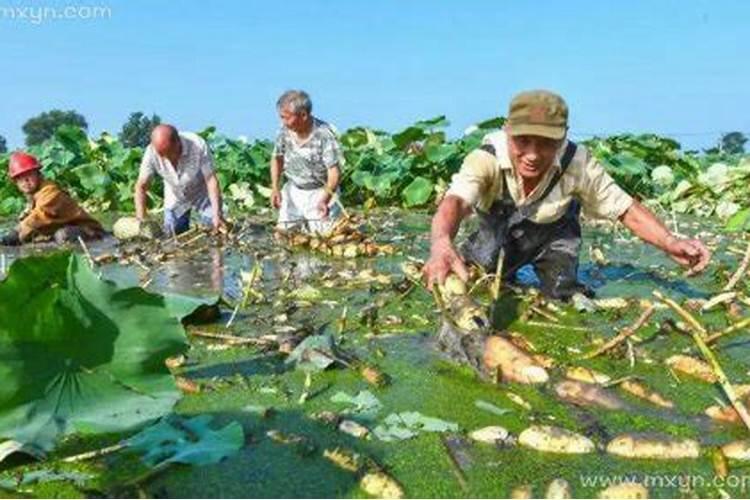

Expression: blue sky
xmin=0 ymin=0 xmax=747 ymax=150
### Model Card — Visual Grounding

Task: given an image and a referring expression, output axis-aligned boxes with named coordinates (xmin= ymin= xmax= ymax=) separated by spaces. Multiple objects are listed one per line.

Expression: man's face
xmin=14 ymin=170 xmax=41 ymax=195
xmin=507 ymin=132 xmax=562 ymax=181
xmin=279 ymin=106 xmax=309 ymax=133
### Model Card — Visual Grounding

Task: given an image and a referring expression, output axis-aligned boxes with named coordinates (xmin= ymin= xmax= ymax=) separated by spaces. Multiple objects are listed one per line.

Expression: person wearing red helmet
xmin=0 ymin=152 xmax=104 ymax=246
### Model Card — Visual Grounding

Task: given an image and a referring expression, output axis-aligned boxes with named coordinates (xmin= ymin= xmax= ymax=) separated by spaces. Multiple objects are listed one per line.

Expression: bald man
xmin=135 ymin=124 xmax=227 ymax=235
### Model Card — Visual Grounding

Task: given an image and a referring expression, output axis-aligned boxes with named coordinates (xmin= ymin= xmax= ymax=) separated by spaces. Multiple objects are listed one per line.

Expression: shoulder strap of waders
xmin=535 ymin=140 xmax=577 ymax=204
xmin=478 ymin=140 xmax=577 ymax=206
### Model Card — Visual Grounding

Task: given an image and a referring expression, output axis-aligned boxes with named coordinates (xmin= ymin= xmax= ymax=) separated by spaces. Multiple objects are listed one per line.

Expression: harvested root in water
xmin=267 ymin=430 xmax=317 ymax=456
xmin=706 ymin=388 xmax=750 ymax=424
xmin=565 ymin=366 xmax=611 ymax=385
xmin=360 ymin=471 xmax=404 ymax=499
xmin=175 ymin=376 xmax=201 ymax=394
xmin=338 ymin=419 xmax=370 ymax=439
xmin=324 ymin=447 xmax=362 ymax=472
xmin=554 ymin=380 xmax=628 ymax=410
xmin=486 ymin=337 xmax=549 ymax=385
xmin=605 ymin=433 xmax=700 ymax=460
xmin=597 ymin=482 xmax=649 ymax=499
xmin=619 ymin=380 xmax=674 ymax=408
xmin=721 ymin=439 xmax=750 ymax=461
xmin=165 ymin=354 xmax=187 ymax=370
xmin=665 ymin=354 xmax=717 ymax=383
xmin=510 ymin=484 xmax=534 ymax=499
xmin=712 ymin=447 xmax=729 ymax=478
xmin=310 ymin=410 xmax=341 ymax=427
xmin=469 ymin=426 xmax=511 ymax=445
xmin=594 ymin=297 xmax=629 ymax=310
xmin=359 ymin=364 xmax=389 ymax=387
xmin=545 ymin=478 xmax=572 ymax=499
xmin=275 ymin=220 xmax=395 ymax=258
xmin=518 ymin=425 xmax=595 ymax=454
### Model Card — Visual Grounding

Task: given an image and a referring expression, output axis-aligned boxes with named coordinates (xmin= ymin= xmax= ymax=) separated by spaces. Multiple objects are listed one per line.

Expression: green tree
xmin=119 ymin=112 xmax=161 ymax=148
xmin=0 ymin=134 xmax=7 ymax=154
xmin=720 ymin=131 xmax=747 ymax=155
xmin=22 ymin=110 xmax=88 ymax=146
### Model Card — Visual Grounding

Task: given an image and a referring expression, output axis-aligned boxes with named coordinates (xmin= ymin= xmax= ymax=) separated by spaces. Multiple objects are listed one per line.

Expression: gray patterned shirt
xmin=273 ymin=118 xmax=343 ymax=189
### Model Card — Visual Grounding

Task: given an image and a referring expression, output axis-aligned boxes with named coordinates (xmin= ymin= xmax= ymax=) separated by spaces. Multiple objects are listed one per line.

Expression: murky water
xmin=1 ymin=209 xmax=748 ymax=498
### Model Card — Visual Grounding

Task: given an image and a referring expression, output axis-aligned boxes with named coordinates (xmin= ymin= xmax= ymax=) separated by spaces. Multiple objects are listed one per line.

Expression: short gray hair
xmin=276 ymin=90 xmax=312 ymax=114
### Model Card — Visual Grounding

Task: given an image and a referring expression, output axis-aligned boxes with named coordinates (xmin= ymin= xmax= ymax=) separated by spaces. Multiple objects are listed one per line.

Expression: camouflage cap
xmin=507 ymin=90 xmax=568 ymax=140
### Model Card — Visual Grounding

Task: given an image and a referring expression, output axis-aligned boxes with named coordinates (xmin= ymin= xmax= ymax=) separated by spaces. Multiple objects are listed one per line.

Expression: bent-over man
xmin=135 ymin=124 xmax=226 ymax=235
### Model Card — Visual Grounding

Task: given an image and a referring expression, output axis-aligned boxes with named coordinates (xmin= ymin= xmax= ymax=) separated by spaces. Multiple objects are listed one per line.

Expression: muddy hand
xmin=667 ymin=237 xmax=711 ymax=276
xmin=318 ymin=192 xmax=332 ymax=219
xmin=422 ymin=239 xmax=469 ymax=290
xmin=271 ymin=189 xmax=282 ymax=209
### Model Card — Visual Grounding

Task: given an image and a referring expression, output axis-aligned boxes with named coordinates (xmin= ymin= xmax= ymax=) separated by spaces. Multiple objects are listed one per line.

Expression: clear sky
xmin=0 ymin=0 xmax=747 ymax=150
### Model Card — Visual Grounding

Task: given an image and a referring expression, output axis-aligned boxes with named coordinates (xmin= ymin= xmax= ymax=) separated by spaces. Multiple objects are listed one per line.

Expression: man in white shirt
xmin=135 ymin=124 xmax=227 ymax=235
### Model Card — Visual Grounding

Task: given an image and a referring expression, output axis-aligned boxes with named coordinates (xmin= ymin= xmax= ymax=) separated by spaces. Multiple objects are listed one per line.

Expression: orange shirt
xmin=18 ymin=181 xmax=103 ymax=241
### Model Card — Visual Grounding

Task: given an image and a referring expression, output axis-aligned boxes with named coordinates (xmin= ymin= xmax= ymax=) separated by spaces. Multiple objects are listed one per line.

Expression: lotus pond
xmin=1 ymin=208 xmax=749 ymax=499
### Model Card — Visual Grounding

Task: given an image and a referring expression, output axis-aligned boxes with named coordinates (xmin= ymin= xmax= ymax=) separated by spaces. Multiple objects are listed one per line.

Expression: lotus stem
xmin=652 ymin=290 xmax=708 ymax=337
xmin=688 ymin=326 xmax=750 ymax=432
xmin=724 ymin=241 xmax=750 ymax=292
xmin=63 ymin=443 xmax=125 ymax=462
xmin=658 ymin=291 xmax=750 ymax=432
xmin=582 ymin=304 xmax=655 ymax=359
xmin=491 ymin=248 xmax=505 ymax=301
xmin=706 ymin=317 xmax=750 ymax=345
xmin=77 ymin=236 xmax=96 ymax=268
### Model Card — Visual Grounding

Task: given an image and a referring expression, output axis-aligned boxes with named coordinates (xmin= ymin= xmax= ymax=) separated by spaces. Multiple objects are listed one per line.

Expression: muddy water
xmin=1 ymin=209 xmax=748 ymax=498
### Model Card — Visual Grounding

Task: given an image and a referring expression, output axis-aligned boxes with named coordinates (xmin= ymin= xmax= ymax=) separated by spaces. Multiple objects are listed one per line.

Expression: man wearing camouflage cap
xmin=424 ymin=89 xmax=710 ymax=295
xmin=422 ymin=90 xmax=711 ymax=382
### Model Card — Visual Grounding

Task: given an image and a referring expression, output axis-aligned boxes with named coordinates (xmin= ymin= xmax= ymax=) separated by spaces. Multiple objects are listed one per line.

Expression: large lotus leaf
xmin=124 ymin=415 xmax=244 ymax=468
xmin=726 ymin=208 xmax=750 ymax=232
xmin=0 ymin=252 xmax=189 ymax=452
xmin=402 ymin=177 xmax=434 ymax=207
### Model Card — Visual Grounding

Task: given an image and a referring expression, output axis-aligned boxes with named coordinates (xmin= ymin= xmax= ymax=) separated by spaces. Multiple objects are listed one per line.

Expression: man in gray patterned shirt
xmin=270 ymin=90 xmax=344 ymax=234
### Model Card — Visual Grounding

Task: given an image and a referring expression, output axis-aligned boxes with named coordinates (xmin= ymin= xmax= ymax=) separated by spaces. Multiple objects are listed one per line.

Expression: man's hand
xmin=665 ymin=236 xmax=711 ymax=275
xmin=212 ymin=215 xmax=229 ymax=235
xmin=317 ymin=191 xmax=332 ymax=218
xmin=271 ymin=189 xmax=282 ymax=209
xmin=422 ymin=237 xmax=470 ymax=290
xmin=620 ymin=201 xmax=712 ymax=277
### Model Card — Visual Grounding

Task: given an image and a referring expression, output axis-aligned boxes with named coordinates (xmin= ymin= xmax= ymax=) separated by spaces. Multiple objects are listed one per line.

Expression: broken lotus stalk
xmin=582 ymin=303 xmax=655 ymax=359
xmin=657 ymin=291 xmax=750 ymax=432
xmin=653 ymin=290 xmax=709 ymax=337
xmin=724 ymin=241 xmax=750 ymax=292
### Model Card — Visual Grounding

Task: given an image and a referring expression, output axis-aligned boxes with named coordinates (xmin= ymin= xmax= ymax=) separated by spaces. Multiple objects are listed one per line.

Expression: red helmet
xmin=8 ymin=152 xmax=41 ymax=179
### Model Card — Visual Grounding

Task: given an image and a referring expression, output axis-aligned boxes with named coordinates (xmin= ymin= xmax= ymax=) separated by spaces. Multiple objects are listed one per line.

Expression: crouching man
xmin=422 ymin=90 xmax=712 ymax=384
xmin=0 ymin=152 xmax=104 ymax=246
xmin=270 ymin=90 xmax=344 ymax=234
xmin=134 ymin=124 xmax=227 ymax=236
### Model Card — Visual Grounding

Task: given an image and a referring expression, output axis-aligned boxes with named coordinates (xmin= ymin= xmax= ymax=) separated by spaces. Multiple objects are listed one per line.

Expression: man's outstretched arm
xmin=422 ymin=194 xmax=474 ymax=289
xmin=620 ymin=199 xmax=711 ymax=274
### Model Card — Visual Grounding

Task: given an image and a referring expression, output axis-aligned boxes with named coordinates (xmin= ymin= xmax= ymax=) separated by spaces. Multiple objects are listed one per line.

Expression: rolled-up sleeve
xmin=138 ymin=147 xmax=157 ymax=182
xmin=198 ymin=138 xmax=215 ymax=176
xmin=321 ymin=132 xmax=343 ymax=169
xmin=272 ymin=130 xmax=286 ymax=158
xmin=577 ymin=154 xmax=634 ymax=221
xmin=444 ymin=149 xmax=499 ymax=210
